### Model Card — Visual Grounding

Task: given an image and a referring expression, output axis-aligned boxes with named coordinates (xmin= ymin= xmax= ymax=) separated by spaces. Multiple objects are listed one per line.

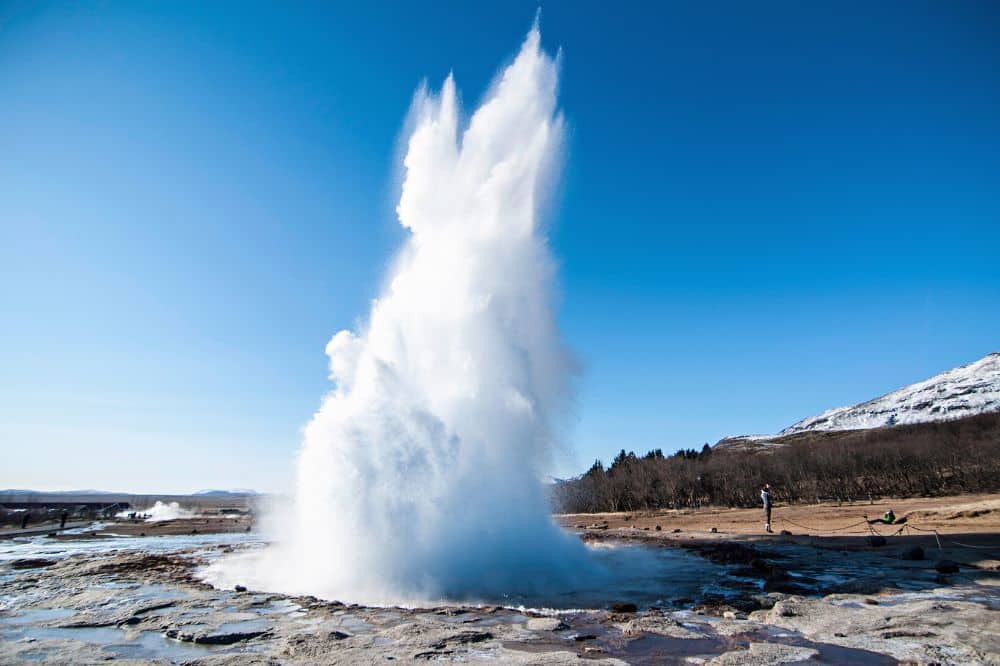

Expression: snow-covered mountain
xmin=779 ymin=352 xmax=1000 ymax=435
xmin=713 ymin=353 xmax=1000 ymax=450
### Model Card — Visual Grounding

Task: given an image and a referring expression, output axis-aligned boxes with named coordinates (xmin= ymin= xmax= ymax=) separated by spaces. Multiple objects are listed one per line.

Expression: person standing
xmin=761 ymin=484 xmax=773 ymax=533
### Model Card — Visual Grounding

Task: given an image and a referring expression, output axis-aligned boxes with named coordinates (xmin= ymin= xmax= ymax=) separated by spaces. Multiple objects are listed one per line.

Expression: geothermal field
xmin=3 ymin=18 xmax=999 ymax=666
xmin=2 ymin=492 xmax=999 ymax=664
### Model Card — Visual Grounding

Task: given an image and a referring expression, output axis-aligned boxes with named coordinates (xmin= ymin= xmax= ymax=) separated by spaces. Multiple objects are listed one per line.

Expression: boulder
xmin=764 ymin=579 xmax=813 ymax=595
xmin=8 ymin=558 xmax=57 ymax=569
xmin=729 ymin=597 xmax=764 ymax=613
xmin=771 ymin=601 xmax=797 ymax=617
xmin=194 ymin=629 xmax=269 ymax=645
xmin=752 ymin=595 xmax=776 ymax=611
xmin=823 ymin=577 xmax=887 ymax=595
xmin=655 ymin=525 xmax=662 ymax=531
xmin=526 ymin=617 xmax=568 ymax=631
xmin=684 ymin=541 xmax=760 ymax=565
xmin=935 ymin=559 xmax=959 ymax=574
xmin=427 ymin=631 xmax=494 ymax=650
xmin=611 ymin=602 xmax=638 ymax=613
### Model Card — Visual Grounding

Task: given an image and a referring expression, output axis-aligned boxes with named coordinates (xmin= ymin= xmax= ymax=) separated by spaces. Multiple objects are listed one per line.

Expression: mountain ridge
xmin=717 ymin=352 xmax=1000 ymax=449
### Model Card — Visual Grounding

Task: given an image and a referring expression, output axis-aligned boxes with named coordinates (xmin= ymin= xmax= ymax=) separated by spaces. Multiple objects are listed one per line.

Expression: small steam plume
xmin=117 ymin=501 xmax=195 ymax=522
xmin=207 ymin=23 xmax=593 ymax=605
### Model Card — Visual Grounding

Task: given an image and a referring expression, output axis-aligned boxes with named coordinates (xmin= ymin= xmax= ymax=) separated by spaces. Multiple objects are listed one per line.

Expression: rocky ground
xmin=0 ymin=512 xmax=253 ymax=541
xmin=102 ymin=515 xmax=254 ymax=537
xmin=1 ymin=498 xmax=998 ymax=665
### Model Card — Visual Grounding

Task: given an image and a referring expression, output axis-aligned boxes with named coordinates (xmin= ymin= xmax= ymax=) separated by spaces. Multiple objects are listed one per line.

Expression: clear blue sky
xmin=2 ymin=2 xmax=998 ymax=493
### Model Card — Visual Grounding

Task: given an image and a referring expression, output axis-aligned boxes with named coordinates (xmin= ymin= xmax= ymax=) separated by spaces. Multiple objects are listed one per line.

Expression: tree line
xmin=552 ymin=412 xmax=1000 ymax=513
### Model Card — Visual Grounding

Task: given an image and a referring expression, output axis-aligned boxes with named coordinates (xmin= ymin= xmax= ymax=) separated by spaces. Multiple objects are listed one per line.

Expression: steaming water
xmin=1 ymin=532 xmax=726 ymax=614
xmin=116 ymin=501 xmax=195 ymax=522
xmin=207 ymin=25 xmax=599 ymax=605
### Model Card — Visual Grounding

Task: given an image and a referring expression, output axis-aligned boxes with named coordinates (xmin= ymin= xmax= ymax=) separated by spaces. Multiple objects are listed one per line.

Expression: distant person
xmin=866 ymin=509 xmax=896 ymax=525
xmin=20 ymin=513 xmax=29 ymax=530
xmin=60 ymin=511 xmax=68 ymax=530
xmin=761 ymin=484 xmax=773 ymax=533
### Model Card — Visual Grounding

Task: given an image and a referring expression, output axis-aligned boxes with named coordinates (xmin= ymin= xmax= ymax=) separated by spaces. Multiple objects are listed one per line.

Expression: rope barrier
xmin=775 ymin=513 xmax=1000 ymax=553
xmin=900 ymin=523 xmax=1000 ymax=552
xmin=777 ymin=516 xmax=870 ymax=534
xmin=941 ymin=538 xmax=1000 ymax=551
xmin=895 ymin=523 xmax=940 ymax=550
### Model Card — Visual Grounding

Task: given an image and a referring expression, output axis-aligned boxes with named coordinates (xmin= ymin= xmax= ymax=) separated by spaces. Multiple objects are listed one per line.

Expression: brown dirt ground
xmin=556 ymin=493 xmax=1000 ymax=571
xmin=556 ymin=493 xmax=1000 ymax=535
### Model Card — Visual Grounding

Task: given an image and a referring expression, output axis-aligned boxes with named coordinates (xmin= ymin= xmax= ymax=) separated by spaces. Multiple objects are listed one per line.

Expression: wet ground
xmin=1 ymin=522 xmax=998 ymax=664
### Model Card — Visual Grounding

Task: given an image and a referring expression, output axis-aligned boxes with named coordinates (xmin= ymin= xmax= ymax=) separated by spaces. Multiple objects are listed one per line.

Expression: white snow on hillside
xmin=712 ymin=434 xmax=783 ymax=451
xmin=779 ymin=352 xmax=1000 ymax=435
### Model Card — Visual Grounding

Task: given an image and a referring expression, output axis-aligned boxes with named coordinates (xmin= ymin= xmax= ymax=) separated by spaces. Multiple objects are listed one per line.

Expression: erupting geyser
xmin=207 ymin=24 xmax=593 ymax=605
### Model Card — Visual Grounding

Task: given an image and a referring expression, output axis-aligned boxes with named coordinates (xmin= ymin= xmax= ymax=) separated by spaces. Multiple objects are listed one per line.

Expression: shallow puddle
xmin=109 ymin=630 xmax=227 ymax=661
xmin=508 ymin=625 xmax=899 ymax=665
xmin=214 ymin=618 xmax=272 ymax=634
xmin=336 ymin=613 xmax=373 ymax=633
xmin=3 ymin=624 xmax=240 ymax=663
xmin=0 ymin=608 xmax=75 ymax=625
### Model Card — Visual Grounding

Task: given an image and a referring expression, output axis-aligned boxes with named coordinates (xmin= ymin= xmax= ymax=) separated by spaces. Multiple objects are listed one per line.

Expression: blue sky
xmin=2 ymin=2 xmax=998 ymax=493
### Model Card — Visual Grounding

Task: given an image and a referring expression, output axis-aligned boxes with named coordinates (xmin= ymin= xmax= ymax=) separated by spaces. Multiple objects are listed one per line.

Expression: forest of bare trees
xmin=553 ymin=412 xmax=1000 ymax=513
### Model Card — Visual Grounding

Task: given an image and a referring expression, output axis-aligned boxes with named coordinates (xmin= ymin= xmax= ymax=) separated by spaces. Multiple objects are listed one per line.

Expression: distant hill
xmin=0 ymin=489 xmax=259 ymax=500
xmin=0 ymin=489 xmax=117 ymax=496
xmin=717 ymin=352 xmax=1000 ymax=450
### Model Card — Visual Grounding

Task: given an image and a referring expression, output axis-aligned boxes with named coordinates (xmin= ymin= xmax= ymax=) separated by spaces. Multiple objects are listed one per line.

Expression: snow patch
xmin=780 ymin=353 xmax=1000 ymax=435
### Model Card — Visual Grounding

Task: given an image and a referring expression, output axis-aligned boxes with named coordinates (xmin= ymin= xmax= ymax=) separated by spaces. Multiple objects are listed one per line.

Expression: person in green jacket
xmin=866 ymin=508 xmax=896 ymax=525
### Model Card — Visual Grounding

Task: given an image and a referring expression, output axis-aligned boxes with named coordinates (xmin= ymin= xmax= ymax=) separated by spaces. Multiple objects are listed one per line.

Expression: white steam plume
xmin=207 ymin=24 xmax=591 ymax=605
xmin=116 ymin=501 xmax=195 ymax=522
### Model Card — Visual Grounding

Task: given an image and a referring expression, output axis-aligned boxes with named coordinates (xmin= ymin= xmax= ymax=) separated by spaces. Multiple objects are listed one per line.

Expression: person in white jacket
xmin=761 ymin=484 xmax=773 ymax=533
